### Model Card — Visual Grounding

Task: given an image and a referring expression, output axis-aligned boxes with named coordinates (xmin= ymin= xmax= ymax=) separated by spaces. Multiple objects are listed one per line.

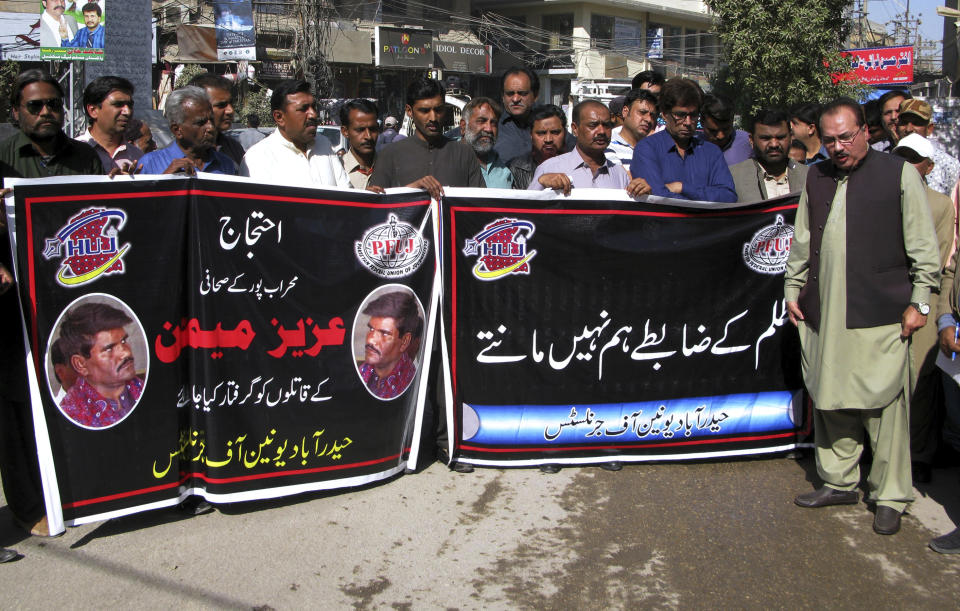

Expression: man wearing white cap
xmin=891 ymin=133 xmax=956 ymax=486
xmin=896 ymin=98 xmax=960 ymax=197
xmin=376 ymin=116 xmax=405 ymax=152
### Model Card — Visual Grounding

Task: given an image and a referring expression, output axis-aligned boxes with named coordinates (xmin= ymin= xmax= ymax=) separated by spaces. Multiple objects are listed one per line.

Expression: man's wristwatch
xmin=910 ymin=302 xmax=930 ymax=315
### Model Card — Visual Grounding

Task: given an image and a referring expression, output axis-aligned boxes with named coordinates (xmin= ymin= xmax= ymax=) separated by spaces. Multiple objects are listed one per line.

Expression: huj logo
xmin=42 ymin=208 xmax=131 ymax=287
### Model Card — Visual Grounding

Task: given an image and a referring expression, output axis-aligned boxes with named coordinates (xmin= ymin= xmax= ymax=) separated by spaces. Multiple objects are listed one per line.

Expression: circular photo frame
xmin=352 ymin=284 xmax=425 ymax=401
xmin=46 ymin=293 xmax=149 ymax=430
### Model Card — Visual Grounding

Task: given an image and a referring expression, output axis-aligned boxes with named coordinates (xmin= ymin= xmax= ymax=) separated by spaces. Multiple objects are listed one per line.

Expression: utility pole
xmin=295 ymin=0 xmax=334 ymax=97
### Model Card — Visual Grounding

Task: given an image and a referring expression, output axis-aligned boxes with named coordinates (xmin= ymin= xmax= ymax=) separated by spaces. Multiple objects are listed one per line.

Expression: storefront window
xmin=590 ymin=14 xmax=614 ymax=50
xmin=541 ymin=13 xmax=573 ymax=51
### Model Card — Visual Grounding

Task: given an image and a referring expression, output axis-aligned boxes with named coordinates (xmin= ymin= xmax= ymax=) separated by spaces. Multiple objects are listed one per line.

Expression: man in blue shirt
xmin=630 ymin=78 xmax=737 ymax=202
xmin=63 ymin=2 xmax=104 ymax=49
xmin=140 ymin=86 xmax=236 ymax=175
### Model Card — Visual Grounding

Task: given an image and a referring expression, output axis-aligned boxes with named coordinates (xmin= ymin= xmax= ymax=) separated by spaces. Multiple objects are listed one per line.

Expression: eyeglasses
xmin=822 ymin=126 xmax=863 ymax=147
xmin=23 ymin=98 xmax=64 ymax=115
xmin=668 ymin=110 xmax=699 ymax=123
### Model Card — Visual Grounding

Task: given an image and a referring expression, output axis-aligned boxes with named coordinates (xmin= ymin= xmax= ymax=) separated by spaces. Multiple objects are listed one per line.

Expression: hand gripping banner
xmin=5 ymin=175 xmax=437 ymax=531
xmin=439 ymin=189 xmax=807 ymax=468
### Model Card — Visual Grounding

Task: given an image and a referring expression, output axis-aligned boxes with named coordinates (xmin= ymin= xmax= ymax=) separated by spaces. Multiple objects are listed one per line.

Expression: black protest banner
xmin=441 ymin=192 xmax=805 ymax=466
xmin=10 ymin=176 xmax=435 ymax=526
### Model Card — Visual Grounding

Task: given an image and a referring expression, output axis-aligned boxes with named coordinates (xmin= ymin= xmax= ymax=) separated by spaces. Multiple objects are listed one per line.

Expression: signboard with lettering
xmin=376 ymin=26 xmax=433 ymax=69
xmin=434 ymin=41 xmax=491 ymax=74
xmin=840 ymin=45 xmax=914 ymax=86
xmin=259 ymin=60 xmax=295 ymax=79
xmin=215 ymin=0 xmax=256 ymax=61
xmin=440 ymin=190 xmax=806 ymax=468
xmin=7 ymin=176 xmax=434 ymax=533
xmin=614 ymin=17 xmax=642 ymax=52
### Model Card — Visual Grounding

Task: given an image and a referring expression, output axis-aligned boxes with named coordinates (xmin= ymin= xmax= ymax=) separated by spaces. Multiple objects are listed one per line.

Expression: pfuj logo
xmin=742 ymin=214 xmax=793 ymax=274
xmin=462 ymin=218 xmax=536 ymax=281
xmin=42 ymin=208 xmax=131 ymax=287
xmin=355 ymin=213 xmax=429 ymax=278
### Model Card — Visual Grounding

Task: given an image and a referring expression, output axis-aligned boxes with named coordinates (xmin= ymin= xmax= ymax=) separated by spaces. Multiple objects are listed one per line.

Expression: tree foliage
xmin=238 ymin=88 xmax=274 ymax=128
xmin=0 ymin=61 xmax=21 ymax=123
xmin=705 ymin=0 xmax=869 ymax=115
xmin=174 ymin=64 xmax=206 ymax=89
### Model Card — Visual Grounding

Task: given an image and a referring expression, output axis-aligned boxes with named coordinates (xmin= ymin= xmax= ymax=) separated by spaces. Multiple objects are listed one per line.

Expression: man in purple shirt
xmin=358 ymin=291 xmax=422 ymax=400
xmin=630 ymin=79 xmax=737 ymax=202
xmin=529 ymin=100 xmax=650 ymax=198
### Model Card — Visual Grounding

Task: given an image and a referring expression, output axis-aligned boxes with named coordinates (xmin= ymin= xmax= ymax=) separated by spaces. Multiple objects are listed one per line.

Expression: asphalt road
xmin=1 ymin=453 xmax=958 ymax=609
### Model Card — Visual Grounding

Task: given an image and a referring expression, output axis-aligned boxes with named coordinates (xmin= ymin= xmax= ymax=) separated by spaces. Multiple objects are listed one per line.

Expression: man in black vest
xmin=784 ymin=97 xmax=940 ymax=536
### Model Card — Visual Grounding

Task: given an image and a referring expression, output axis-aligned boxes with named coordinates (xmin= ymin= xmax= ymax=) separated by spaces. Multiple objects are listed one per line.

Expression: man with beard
xmin=76 ymin=76 xmax=142 ymax=174
xmin=140 ymin=86 xmax=236 ymax=175
xmin=630 ymin=78 xmax=737 ymax=202
xmin=241 ymin=79 xmax=348 ymax=187
xmin=358 ymin=291 xmax=422 ymax=400
xmin=59 ymin=303 xmax=144 ymax=429
xmin=187 ymin=74 xmax=246 ymax=166
xmin=494 ymin=67 xmax=575 ymax=163
xmin=62 ymin=2 xmax=104 ymax=49
xmin=508 ymin=105 xmax=566 ymax=190
xmin=529 ymin=100 xmax=650 ymax=198
xmin=339 ymin=98 xmax=380 ymax=190
xmin=606 ymin=88 xmax=658 ymax=168
xmin=730 ymin=108 xmax=808 ymax=202
xmin=459 ymin=97 xmax=511 ymax=189
xmin=368 ymin=77 xmax=484 ymax=200
xmin=0 ymin=69 xmax=101 ymax=539
xmin=785 ymin=98 xmax=939 ymax=536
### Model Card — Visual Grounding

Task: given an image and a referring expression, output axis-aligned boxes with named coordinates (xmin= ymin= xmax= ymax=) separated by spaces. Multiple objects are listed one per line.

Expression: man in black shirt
xmin=368 ymin=77 xmax=484 ymax=199
xmin=0 ymin=69 xmax=102 ymax=542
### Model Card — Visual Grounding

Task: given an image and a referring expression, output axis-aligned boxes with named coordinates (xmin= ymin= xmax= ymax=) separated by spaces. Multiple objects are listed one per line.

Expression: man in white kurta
xmin=239 ymin=79 xmax=350 ymax=189
xmin=784 ymin=100 xmax=940 ymax=536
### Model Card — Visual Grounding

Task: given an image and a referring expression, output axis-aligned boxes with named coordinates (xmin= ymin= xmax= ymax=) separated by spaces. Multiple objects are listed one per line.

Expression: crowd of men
xmin=2 ymin=64 xmax=960 ymax=560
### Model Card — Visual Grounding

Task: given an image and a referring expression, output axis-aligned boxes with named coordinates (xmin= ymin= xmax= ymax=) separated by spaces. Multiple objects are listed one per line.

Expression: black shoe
xmin=178 ymin=497 xmax=214 ymax=516
xmin=929 ymin=527 xmax=960 ymax=554
xmin=540 ymin=464 xmax=561 ymax=474
xmin=912 ymin=461 xmax=932 ymax=484
xmin=794 ymin=486 xmax=859 ymax=508
xmin=0 ymin=547 xmax=18 ymax=563
xmin=600 ymin=461 xmax=622 ymax=471
xmin=451 ymin=462 xmax=474 ymax=473
xmin=873 ymin=505 xmax=902 ymax=535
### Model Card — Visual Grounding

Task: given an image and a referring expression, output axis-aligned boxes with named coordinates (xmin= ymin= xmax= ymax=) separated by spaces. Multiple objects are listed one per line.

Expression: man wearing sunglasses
xmin=785 ymin=98 xmax=940 ymax=536
xmin=629 ymin=78 xmax=737 ymax=202
xmin=0 ymin=69 xmax=102 ymax=542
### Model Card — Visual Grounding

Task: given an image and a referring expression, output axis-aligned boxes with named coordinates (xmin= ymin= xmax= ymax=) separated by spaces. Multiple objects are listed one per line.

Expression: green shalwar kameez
xmin=784 ymin=166 xmax=940 ymax=512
